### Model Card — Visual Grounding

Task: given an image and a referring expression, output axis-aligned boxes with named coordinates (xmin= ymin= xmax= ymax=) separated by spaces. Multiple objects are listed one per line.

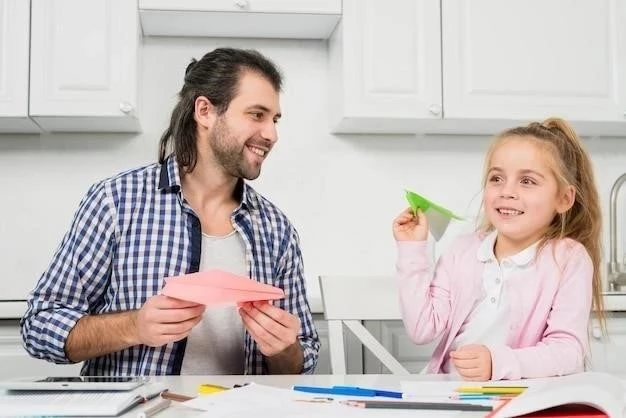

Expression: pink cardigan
xmin=396 ymin=232 xmax=593 ymax=380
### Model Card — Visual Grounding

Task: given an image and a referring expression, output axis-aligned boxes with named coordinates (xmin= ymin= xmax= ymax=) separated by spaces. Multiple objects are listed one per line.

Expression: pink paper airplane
xmin=161 ymin=269 xmax=285 ymax=306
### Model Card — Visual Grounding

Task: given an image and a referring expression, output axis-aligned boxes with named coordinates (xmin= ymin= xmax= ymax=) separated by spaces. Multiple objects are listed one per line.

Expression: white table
xmin=129 ymin=374 xmax=487 ymax=417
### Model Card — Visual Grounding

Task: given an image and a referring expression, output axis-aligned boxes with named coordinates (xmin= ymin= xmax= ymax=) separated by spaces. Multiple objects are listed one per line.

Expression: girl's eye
xmin=521 ymin=177 xmax=536 ymax=185
xmin=489 ymin=175 xmax=503 ymax=183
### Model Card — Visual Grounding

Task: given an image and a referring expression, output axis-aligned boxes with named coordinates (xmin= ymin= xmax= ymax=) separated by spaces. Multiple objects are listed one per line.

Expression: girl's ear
xmin=556 ymin=184 xmax=576 ymax=214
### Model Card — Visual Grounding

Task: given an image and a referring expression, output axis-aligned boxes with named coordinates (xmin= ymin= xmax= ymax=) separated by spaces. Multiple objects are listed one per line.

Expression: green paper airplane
xmin=405 ymin=189 xmax=463 ymax=241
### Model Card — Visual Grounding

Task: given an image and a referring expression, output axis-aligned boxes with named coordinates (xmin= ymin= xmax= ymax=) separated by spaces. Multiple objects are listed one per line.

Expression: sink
xmin=602 ymin=290 xmax=626 ymax=296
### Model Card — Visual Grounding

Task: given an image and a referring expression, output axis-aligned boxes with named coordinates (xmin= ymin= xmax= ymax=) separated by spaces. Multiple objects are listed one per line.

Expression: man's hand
xmin=239 ymin=301 xmax=304 ymax=373
xmin=449 ymin=344 xmax=492 ymax=381
xmin=65 ymin=295 xmax=205 ymax=362
xmin=134 ymin=295 xmax=205 ymax=347
xmin=239 ymin=301 xmax=300 ymax=356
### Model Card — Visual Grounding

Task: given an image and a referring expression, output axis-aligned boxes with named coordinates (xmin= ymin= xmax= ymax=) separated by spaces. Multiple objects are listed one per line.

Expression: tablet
xmin=0 ymin=376 xmax=147 ymax=391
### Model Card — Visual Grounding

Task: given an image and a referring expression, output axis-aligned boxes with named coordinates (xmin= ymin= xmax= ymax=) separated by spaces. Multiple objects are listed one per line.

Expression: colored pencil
xmin=341 ymin=400 xmax=492 ymax=411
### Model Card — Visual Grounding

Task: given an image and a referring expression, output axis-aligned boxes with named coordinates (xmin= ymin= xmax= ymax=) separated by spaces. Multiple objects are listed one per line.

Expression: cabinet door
xmin=139 ymin=0 xmax=341 ymax=39
xmin=329 ymin=0 xmax=442 ymax=133
xmin=589 ymin=314 xmax=626 ymax=374
xmin=29 ymin=0 xmax=140 ymax=132
xmin=0 ymin=0 xmax=39 ymax=133
xmin=363 ymin=320 xmax=437 ymax=374
xmin=313 ymin=316 xmax=364 ymax=374
xmin=443 ymin=0 xmax=626 ymax=135
xmin=0 ymin=321 xmax=82 ymax=379
xmin=140 ymin=0 xmax=340 ymax=13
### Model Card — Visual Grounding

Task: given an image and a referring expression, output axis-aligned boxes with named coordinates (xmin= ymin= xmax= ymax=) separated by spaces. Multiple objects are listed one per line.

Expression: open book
xmin=488 ymin=372 xmax=625 ymax=418
xmin=0 ymin=382 xmax=166 ymax=416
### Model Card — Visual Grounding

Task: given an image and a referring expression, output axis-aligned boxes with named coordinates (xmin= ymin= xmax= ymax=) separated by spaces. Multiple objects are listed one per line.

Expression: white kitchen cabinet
xmin=328 ymin=0 xmax=442 ymax=134
xmin=139 ymin=0 xmax=341 ymax=39
xmin=4 ymin=315 xmax=626 ymax=378
xmin=589 ymin=313 xmax=626 ymax=373
xmin=29 ymin=0 xmax=141 ymax=132
xmin=313 ymin=316 xmax=364 ymax=374
xmin=0 ymin=320 xmax=82 ymax=380
xmin=330 ymin=0 xmax=626 ymax=136
xmin=364 ymin=316 xmax=626 ymax=375
xmin=363 ymin=320 xmax=437 ymax=374
xmin=0 ymin=317 xmax=352 ymax=378
xmin=442 ymin=0 xmax=626 ymax=136
xmin=0 ymin=0 xmax=40 ymax=133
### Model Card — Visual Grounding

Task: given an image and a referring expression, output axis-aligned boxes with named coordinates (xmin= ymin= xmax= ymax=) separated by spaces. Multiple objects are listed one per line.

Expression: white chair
xmin=318 ymin=275 xmax=410 ymax=375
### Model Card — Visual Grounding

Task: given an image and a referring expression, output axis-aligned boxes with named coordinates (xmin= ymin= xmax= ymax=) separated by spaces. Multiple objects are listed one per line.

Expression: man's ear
xmin=556 ymin=184 xmax=576 ymax=214
xmin=194 ymin=96 xmax=216 ymax=129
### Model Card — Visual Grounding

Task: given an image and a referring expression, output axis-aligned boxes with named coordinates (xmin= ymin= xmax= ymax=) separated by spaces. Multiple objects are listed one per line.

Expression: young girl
xmin=393 ymin=117 xmax=603 ymax=381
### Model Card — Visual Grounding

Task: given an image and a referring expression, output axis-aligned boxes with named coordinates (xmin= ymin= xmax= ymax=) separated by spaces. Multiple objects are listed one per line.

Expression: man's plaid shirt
xmin=21 ymin=155 xmax=319 ymax=375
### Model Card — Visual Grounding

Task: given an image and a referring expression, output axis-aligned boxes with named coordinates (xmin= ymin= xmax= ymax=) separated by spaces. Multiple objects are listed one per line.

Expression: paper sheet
xmin=182 ymin=383 xmax=463 ymax=417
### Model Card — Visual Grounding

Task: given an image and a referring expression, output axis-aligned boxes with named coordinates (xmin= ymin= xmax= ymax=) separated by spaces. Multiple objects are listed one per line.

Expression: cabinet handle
xmin=592 ymin=326 xmax=602 ymax=340
xmin=428 ymin=104 xmax=442 ymax=116
xmin=234 ymin=0 xmax=249 ymax=10
xmin=119 ymin=102 xmax=134 ymax=115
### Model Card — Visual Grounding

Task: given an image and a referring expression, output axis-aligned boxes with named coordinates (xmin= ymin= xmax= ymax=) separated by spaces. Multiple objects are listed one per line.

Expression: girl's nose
xmin=500 ymin=182 xmax=518 ymax=199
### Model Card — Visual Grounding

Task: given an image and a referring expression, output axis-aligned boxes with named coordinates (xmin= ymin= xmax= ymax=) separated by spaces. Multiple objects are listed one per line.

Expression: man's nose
xmin=261 ymin=120 xmax=278 ymax=143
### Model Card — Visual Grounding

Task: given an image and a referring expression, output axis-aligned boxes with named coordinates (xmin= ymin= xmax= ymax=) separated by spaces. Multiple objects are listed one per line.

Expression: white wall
xmin=2 ymin=37 xmax=626 ymax=306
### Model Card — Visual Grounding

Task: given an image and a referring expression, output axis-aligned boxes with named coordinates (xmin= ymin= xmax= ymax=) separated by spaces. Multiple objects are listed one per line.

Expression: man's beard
xmin=209 ymin=118 xmax=262 ymax=180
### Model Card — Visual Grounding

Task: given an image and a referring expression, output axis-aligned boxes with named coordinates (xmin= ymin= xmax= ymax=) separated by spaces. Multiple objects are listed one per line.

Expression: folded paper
xmin=161 ymin=269 xmax=285 ymax=306
xmin=405 ymin=189 xmax=463 ymax=241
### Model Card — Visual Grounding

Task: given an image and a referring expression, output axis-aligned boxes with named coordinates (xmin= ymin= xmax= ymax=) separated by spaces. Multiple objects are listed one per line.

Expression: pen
xmin=452 ymin=395 xmax=500 ymax=400
xmin=160 ymin=390 xmax=195 ymax=402
xmin=293 ymin=385 xmax=403 ymax=398
xmin=197 ymin=383 xmax=229 ymax=394
xmin=136 ymin=398 xmax=171 ymax=418
xmin=293 ymin=385 xmax=376 ymax=397
xmin=333 ymin=385 xmax=403 ymax=399
xmin=456 ymin=386 xmax=526 ymax=395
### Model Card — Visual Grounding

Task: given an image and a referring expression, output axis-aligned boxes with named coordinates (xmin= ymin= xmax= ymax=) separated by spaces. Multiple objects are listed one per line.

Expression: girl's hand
xmin=450 ymin=344 xmax=493 ymax=381
xmin=392 ymin=208 xmax=429 ymax=241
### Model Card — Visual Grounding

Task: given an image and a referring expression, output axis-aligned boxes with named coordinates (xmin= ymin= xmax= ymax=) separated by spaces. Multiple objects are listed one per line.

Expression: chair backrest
xmin=320 ymin=275 xmax=402 ymax=321
xmin=318 ymin=275 xmax=410 ymax=375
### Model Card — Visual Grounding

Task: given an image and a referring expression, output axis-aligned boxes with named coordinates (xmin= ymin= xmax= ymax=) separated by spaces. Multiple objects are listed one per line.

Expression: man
xmin=21 ymin=47 xmax=319 ymax=375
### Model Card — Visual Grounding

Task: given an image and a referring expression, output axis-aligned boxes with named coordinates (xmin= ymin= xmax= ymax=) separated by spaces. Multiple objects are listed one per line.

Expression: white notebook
xmin=0 ymin=382 xmax=167 ymax=416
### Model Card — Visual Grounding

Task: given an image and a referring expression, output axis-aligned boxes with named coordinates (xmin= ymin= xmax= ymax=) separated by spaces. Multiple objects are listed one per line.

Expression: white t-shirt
xmin=442 ymin=231 xmax=538 ymax=375
xmin=180 ymin=230 xmax=247 ymax=375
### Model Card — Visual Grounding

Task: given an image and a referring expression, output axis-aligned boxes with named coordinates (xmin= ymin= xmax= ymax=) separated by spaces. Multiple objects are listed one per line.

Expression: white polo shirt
xmin=442 ymin=230 xmax=538 ymax=375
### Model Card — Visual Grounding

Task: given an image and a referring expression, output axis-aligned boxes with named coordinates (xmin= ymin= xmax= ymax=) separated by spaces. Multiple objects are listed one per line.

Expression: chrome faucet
xmin=608 ymin=173 xmax=626 ymax=291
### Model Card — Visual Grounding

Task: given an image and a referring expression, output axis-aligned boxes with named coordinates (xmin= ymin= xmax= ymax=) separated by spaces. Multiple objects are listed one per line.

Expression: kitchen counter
xmin=2 ymin=292 xmax=626 ymax=319
xmin=602 ymin=292 xmax=626 ymax=311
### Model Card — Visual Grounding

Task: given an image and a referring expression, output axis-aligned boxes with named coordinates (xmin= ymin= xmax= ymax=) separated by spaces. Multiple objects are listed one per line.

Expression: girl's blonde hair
xmin=479 ymin=117 xmax=604 ymax=330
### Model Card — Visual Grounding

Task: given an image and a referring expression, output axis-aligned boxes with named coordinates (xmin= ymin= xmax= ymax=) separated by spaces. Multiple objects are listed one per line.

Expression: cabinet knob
xmin=428 ymin=104 xmax=442 ymax=116
xmin=234 ymin=0 xmax=249 ymax=10
xmin=119 ymin=102 xmax=134 ymax=115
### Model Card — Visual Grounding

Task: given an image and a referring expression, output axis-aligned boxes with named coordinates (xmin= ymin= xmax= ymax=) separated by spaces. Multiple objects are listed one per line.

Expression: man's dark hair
xmin=158 ymin=47 xmax=283 ymax=172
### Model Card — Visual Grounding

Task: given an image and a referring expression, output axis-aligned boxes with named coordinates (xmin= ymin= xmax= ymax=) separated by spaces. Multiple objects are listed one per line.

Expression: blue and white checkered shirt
xmin=21 ymin=156 xmax=319 ymax=375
